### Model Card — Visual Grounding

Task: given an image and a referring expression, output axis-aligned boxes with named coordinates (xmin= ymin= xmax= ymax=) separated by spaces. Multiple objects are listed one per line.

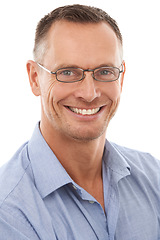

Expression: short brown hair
xmin=33 ymin=4 xmax=123 ymax=62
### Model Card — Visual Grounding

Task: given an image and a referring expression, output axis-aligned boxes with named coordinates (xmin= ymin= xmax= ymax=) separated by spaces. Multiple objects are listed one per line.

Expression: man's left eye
xmin=100 ymin=70 xmax=110 ymax=75
xmin=99 ymin=69 xmax=114 ymax=75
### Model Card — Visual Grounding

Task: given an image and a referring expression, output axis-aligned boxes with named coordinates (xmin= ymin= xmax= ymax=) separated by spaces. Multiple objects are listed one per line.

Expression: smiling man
xmin=0 ymin=4 xmax=160 ymax=240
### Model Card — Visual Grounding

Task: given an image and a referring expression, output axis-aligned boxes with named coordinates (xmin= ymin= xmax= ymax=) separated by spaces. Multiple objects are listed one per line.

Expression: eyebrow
xmin=53 ymin=63 xmax=116 ymax=71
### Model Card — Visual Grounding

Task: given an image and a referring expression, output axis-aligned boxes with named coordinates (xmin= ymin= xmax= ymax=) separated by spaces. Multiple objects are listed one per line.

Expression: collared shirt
xmin=0 ymin=123 xmax=160 ymax=240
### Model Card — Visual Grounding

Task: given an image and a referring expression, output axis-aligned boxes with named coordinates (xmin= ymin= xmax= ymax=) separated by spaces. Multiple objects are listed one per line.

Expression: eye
xmin=99 ymin=69 xmax=114 ymax=75
xmin=56 ymin=68 xmax=83 ymax=82
xmin=95 ymin=68 xmax=115 ymax=78
xmin=60 ymin=69 xmax=73 ymax=76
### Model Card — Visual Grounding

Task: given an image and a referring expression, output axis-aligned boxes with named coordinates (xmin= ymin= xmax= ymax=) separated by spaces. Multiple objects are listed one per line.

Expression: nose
xmin=74 ymin=72 xmax=101 ymax=102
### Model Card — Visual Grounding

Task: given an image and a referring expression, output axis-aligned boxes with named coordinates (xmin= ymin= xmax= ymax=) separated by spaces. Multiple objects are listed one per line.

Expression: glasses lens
xmin=57 ymin=68 xmax=83 ymax=82
xmin=94 ymin=67 xmax=119 ymax=82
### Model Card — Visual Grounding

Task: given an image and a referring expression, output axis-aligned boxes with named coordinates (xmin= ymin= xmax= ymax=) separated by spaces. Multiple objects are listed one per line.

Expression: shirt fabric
xmin=0 ymin=123 xmax=160 ymax=240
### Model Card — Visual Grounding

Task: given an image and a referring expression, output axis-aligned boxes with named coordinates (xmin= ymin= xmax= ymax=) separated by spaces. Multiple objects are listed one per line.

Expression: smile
xmin=68 ymin=107 xmax=100 ymax=115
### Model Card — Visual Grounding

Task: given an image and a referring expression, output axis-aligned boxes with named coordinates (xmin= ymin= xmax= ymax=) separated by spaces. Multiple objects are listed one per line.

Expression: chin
xmin=65 ymin=126 xmax=107 ymax=143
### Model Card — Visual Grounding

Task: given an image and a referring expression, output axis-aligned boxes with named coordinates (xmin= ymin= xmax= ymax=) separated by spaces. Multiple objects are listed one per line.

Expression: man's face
xmin=36 ymin=20 xmax=124 ymax=142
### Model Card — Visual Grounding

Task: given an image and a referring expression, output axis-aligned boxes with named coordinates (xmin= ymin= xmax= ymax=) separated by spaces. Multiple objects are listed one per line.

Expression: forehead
xmin=45 ymin=20 xmax=122 ymax=68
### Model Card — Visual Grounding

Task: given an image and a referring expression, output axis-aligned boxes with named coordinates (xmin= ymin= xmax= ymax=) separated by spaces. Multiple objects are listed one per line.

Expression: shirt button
xmin=89 ymin=201 xmax=94 ymax=204
xmin=72 ymin=185 xmax=77 ymax=190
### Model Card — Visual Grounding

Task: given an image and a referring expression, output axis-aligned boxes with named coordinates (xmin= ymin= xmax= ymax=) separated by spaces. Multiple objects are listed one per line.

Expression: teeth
xmin=69 ymin=107 xmax=100 ymax=115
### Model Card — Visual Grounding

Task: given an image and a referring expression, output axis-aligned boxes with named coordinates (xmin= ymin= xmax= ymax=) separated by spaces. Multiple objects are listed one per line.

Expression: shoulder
xmin=0 ymin=139 xmax=56 ymax=239
xmin=0 ymin=142 xmax=42 ymax=239
xmin=0 ymin=142 xmax=34 ymax=206
xmin=105 ymin=140 xmax=160 ymax=177
xmin=111 ymin=142 xmax=160 ymax=168
xmin=108 ymin=141 xmax=160 ymax=184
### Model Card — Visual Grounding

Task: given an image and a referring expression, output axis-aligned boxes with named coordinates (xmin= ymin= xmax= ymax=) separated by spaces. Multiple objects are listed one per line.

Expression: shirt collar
xmin=103 ymin=140 xmax=131 ymax=182
xmin=28 ymin=123 xmax=130 ymax=198
xmin=28 ymin=123 xmax=73 ymax=198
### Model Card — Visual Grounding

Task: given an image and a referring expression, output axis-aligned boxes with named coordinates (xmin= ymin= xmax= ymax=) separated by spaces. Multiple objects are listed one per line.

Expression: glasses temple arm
xmin=37 ymin=63 xmax=56 ymax=74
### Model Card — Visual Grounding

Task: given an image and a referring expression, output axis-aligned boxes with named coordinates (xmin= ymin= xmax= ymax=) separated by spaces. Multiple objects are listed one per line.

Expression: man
xmin=0 ymin=4 xmax=159 ymax=240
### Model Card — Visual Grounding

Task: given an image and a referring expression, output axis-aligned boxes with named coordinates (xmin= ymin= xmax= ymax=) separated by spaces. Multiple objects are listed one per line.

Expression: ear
xmin=119 ymin=60 xmax=126 ymax=90
xmin=26 ymin=60 xmax=41 ymax=96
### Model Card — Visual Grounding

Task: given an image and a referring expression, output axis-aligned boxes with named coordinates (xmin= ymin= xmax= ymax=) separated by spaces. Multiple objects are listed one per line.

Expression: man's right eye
xmin=60 ymin=70 xmax=73 ymax=76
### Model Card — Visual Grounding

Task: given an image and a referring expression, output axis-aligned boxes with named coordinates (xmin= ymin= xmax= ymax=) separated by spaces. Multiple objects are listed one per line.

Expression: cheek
xmin=106 ymin=83 xmax=122 ymax=121
xmin=51 ymin=82 xmax=77 ymax=104
xmin=41 ymin=81 xmax=72 ymax=111
xmin=51 ymin=85 xmax=70 ymax=105
xmin=40 ymin=77 xmax=57 ymax=98
xmin=105 ymin=82 xmax=122 ymax=102
xmin=39 ymin=79 xmax=58 ymax=111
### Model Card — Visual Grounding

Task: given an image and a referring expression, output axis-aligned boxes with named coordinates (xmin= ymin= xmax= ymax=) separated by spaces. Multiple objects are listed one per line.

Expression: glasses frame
xmin=37 ymin=62 xmax=124 ymax=83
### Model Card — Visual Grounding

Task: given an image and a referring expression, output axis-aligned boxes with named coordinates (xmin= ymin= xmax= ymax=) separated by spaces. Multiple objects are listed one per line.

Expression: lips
xmin=68 ymin=107 xmax=101 ymax=115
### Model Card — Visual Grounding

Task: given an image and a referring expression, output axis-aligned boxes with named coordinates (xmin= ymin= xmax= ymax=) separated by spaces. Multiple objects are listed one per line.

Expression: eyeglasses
xmin=37 ymin=62 xmax=123 ymax=83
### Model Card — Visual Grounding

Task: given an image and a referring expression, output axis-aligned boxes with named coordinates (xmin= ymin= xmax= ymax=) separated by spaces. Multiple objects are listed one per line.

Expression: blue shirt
xmin=0 ymin=123 xmax=160 ymax=240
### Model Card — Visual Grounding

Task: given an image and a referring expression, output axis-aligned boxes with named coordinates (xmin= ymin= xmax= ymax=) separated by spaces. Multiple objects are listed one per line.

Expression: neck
xmin=40 ymin=121 xmax=106 ymax=186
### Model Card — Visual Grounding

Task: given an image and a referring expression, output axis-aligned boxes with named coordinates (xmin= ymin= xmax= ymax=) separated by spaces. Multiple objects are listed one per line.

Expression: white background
xmin=0 ymin=0 xmax=160 ymax=166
